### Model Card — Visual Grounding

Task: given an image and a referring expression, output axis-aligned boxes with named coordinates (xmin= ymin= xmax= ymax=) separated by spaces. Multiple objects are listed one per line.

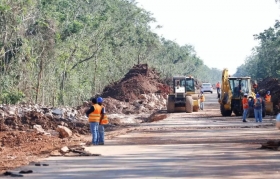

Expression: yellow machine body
xmin=166 ymin=76 xmax=199 ymax=113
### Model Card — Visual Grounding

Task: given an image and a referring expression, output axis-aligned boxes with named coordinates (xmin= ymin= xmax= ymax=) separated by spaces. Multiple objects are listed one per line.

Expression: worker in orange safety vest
xmin=199 ymin=91 xmax=205 ymax=110
xmin=265 ymin=91 xmax=271 ymax=102
xmin=242 ymin=93 xmax=249 ymax=122
xmin=216 ymin=82 xmax=221 ymax=98
xmin=97 ymin=97 xmax=108 ymax=145
xmin=86 ymin=98 xmax=102 ymax=145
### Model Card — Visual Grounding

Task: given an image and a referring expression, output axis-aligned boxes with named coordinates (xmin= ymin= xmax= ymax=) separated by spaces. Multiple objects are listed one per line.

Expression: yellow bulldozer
xmin=166 ymin=76 xmax=199 ymax=113
xmin=218 ymin=68 xmax=273 ymax=117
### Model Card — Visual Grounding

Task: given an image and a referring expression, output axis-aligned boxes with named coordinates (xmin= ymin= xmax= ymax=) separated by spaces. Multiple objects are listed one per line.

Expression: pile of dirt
xmin=260 ymin=140 xmax=280 ymax=150
xmin=0 ymin=105 xmax=89 ymax=135
xmin=146 ymin=111 xmax=168 ymax=122
xmin=257 ymin=77 xmax=280 ymax=113
xmin=101 ymin=64 xmax=171 ymax=101
xmin=1 ymin=92 xmax=169 ymax=135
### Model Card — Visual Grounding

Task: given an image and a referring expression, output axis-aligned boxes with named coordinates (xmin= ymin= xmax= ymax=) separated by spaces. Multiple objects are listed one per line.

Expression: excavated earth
xmin=101 ymin=64 xmax=171 ymax=101
xmin=0 ymin=64 xmax=173 ymax=174
xmin=0 ymin=110 xmax=89 ymax=134
xmin=0 ymin=131 xmax=81 ymax=173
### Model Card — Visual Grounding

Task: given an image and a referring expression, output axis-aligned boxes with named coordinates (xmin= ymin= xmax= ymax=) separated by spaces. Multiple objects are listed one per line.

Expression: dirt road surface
xmin=2 ymin=92 xmax=280 ymax=179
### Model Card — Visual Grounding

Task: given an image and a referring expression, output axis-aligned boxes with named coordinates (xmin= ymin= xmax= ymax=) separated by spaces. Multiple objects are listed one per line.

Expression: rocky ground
xmin=4 ymin=93 xmax=280 ymax=179
xmin=0 ymin=64 xmax=171 ymax=174
xmin=0 ymin=131 xmax=82 ymax=173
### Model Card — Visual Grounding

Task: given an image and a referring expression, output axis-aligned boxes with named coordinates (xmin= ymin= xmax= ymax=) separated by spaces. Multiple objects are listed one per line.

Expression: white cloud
xmin=137 ymin=0 xmax=280 ymax=75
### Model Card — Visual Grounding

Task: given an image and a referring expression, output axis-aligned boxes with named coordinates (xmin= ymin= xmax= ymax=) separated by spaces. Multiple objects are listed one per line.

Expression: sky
xmin=136 ymin=0 xmax=280 ymax=74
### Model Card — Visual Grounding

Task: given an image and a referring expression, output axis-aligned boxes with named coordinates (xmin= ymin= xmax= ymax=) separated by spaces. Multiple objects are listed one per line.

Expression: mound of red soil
xmin=0 ymin=131 xmax=79 ymax=173
xmin=1 ymin=111 xmax=89 ymax=134
xmin=101 ymin=64 xmax=171 ymax=101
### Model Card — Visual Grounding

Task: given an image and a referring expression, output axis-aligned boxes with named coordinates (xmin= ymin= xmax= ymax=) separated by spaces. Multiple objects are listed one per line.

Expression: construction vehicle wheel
xmin=220 ymin=105 xmax=232 ymax=116
xmin=222 ymin=93 xmax=229 ymax=105
xmin=233 ymin=110 xmax=242 ymax=116
xmin=192 ymin=96 xmax=199 ymax=112
xmin=167 ymin=95 xmax=175 ymax=113
xmin=185 ymin=96 xmax=193 ymax=113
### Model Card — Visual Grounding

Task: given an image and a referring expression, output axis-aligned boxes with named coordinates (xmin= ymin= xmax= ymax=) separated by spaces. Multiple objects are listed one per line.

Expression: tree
xmin=234 ymin=20 xmax=280 ymax=80
xmin=0 ymin=0 xmax=221 ymax=105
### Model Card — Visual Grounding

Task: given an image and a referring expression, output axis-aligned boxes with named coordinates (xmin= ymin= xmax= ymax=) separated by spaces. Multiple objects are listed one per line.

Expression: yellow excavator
xmin=218 ymin=68 xmax=267 ymax=117
xmin=166 ymin=76 xmax=199 ymax=113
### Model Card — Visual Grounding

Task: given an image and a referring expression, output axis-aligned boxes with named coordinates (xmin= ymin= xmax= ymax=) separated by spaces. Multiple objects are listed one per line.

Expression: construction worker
xmin=242 ymin=93 xmax=249 ymax=122
xmin=199 ymin=92 xmax=205 ymax=110
xmin=233 ymin=84 xmax=241 ymax=97
xmin=253 ymin=82 xmax=258 ymax=93
xmin=86 ymin=98 xmax=102 ymax=145
xmin=216 ymin=82 xmax=221 ymax=98
xmin=97 ymin=97 xmax=108 ymax=145
xmin=176 ymin=81 xmax=180 ymax=88
xmin=265 ymin=91 xmax=271 ymax=102
xmin=254 ymin=94 xmax=263 ymax=123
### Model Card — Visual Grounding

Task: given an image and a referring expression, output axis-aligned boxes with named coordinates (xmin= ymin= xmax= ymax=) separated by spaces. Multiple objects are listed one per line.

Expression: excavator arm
xmin=219 ymin=68 xmax=232 ymax=116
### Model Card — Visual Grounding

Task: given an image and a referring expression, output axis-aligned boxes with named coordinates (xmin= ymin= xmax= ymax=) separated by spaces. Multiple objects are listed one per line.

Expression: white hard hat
xmin=244 ymin=93 xmax=248 ymax=96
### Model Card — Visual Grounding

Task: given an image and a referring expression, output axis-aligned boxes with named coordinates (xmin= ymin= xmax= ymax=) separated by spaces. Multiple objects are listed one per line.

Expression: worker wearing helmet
xmin=265 ymin=91 xmax=271 ymax=102
xmin=86 ymin=98 xmax=102 ymax=145
xmin=97 ymin=97 xmax=108 ymax=145
xmin=242 ymin=93 xmax=249 ymax=122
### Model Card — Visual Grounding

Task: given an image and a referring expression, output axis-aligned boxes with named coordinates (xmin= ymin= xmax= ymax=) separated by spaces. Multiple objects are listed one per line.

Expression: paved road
xmin=3 ymin=93 xmax=280 ymax=179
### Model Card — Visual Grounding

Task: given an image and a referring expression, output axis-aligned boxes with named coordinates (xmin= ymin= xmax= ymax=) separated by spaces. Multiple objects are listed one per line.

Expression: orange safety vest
xmin=265 ymin=94 xmax=271 ymax=102
xmin=200 ymin=95 xmax=205 ymax=102
xmin=100 ymin=105 xmax=109 ymax=125
xmin=242 ymin=98 xmax=249 ymax=109
xmin=88 ymin=104 xmax=102 ymax=123
xmin=216 ymin=83 xmax=220 ymax=88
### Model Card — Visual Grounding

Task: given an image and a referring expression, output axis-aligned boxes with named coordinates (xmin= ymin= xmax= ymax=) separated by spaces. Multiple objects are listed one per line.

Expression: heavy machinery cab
xmin=173 ymin=76 xmax=195 ymax=95
xmin=228 ymin=77 xmax=252 ymax=98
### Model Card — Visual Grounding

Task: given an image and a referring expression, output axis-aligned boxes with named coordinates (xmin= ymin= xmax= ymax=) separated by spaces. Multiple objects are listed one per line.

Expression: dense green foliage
xmin=0 ymin=0 xmax=221 ymax=105
xmin=234 ymin=19 xmax=280 ymax=79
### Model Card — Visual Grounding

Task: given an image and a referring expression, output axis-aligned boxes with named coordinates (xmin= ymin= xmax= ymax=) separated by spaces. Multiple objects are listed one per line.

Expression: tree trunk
xmin=92 ymin=55 xmax=98 ymax=96
xmin=35 ymin=59 xmax=43 ymax=104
